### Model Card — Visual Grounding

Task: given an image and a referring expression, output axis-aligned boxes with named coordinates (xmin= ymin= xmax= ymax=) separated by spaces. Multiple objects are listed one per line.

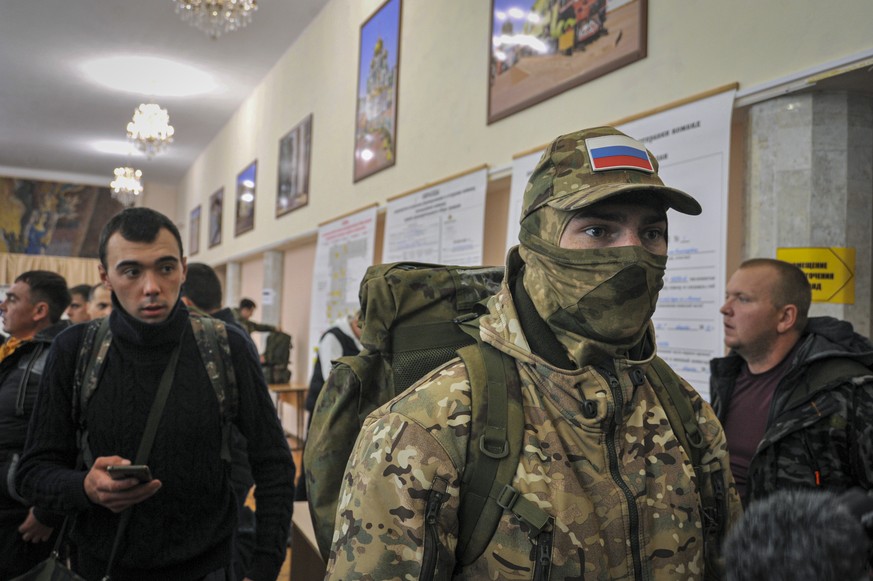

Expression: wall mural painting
xmin=0 ymin=176 xmax=123 ymax=258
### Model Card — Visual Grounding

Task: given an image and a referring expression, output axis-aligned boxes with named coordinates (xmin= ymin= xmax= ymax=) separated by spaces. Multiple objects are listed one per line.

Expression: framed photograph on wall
xmin=353 ymin=0 xmax=402 ymax=182
xmin=277 ymin=114 xmax=313 ymax=217
xmin=235 ymin=160 xmax=257 ymax=236
xmin=488 ymin=0 xmax=647 ymax=123
xmin=208 ymin=188 xmax=223 ymax=248
xmin=189 ymin=205 xmax=201 ymax=256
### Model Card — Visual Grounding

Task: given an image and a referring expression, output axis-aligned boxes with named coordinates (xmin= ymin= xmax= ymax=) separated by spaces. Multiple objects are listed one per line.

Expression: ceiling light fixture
xmin=173 ymin=0 xmax=258 ymax=39
xmin=110 ymin=167 xmax=144 ymax=208
xmin=127 ymin=103 xmax=175 ymax=158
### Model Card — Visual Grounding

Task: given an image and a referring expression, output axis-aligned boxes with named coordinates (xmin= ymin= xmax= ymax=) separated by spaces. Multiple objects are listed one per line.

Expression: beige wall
xmin=179 ymin=0 xmax=873 ymax=265
xmin=178 ymin=0 xmax=873 ymax=364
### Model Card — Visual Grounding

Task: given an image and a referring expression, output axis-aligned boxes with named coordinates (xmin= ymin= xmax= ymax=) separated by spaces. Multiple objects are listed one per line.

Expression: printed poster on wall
xmin=505 ymin=149 xmax=544 ymax=253
xmin=619 ymin=88 xmax=736 ymax=400
xmin=308 ymin=205 xmax=378 ymax=379
xmin=382 ymin=166 xmax=488 ymax=265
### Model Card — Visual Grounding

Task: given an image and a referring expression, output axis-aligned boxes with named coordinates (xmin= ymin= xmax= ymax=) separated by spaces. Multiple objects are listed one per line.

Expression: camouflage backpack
xmin=304 ymin=262 xmax=726 ymax=575
xmin=304 ymin=262 xmax=504 ymax=558
xmin=73 ymin=315 xmax=239 ymax=467
xmin=261 ymin=330 xmax=293 ymax=383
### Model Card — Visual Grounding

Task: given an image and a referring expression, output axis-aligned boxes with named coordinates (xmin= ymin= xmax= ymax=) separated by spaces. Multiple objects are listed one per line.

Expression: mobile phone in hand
xmin=106 ymin=464 xmax=153 ymax=483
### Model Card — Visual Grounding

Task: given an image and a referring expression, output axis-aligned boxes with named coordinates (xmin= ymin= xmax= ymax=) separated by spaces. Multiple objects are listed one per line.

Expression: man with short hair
xmin=86 ymin=282 xmax=112 ymax=320
xmin=65 ymin=283 xmax=93 ymax=323
xmin=181 ymin=261 xmax=258 ymax=579
xmin=325 ymin=127 xmax=740 ymax=579
xmin=18 ymin=208 xmax=295 ymax=580
xmin=711 ymin=258 xmax=873 ymax=507
xmin=233 ymin=298 xmax=277 ymax=335
xmin=0 ymin=270 xmax=70 ymax=578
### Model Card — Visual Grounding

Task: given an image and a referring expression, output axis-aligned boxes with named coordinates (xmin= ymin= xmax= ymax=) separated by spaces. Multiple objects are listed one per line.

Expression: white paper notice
xmin=619 ymin=89 xmax=736 ymax=399
xmin=505 ymin=150 xmax=544 ymax=253
xmin=382 ymin=168 xmax=488 ymax=265
xmin=308 ymin=205 xmax=377 ymax=378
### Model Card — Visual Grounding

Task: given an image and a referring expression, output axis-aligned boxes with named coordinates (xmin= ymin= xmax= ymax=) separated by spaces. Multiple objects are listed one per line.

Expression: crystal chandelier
xmin=127 ymin=103 xmax=175 ymax=158
xmin=173 ymin=0 xmax=258 ymax=39
xmin=110 ymin=167 xmax=144 ymax=208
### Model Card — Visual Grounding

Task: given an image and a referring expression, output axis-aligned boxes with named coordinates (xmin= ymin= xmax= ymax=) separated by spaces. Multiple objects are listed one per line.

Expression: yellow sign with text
xmin=776 ymin=247 xmax=855 ymax=304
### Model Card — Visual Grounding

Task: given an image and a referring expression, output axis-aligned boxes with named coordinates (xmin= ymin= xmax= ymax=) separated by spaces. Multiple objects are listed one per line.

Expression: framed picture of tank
xmin=235 ymin=160 xmax=257 ymax=236
xmin=189 ymin=205 xmax=201 ymax=256
xmin=488 ymin=0 xmax=647 ymax=124
xmin=276 ymin=114 xmax=312 ymax=217
xmin=353 ymin=0 xmax=402 ymax=182
xmin=208 ymin=188 xmax=223 ymax=248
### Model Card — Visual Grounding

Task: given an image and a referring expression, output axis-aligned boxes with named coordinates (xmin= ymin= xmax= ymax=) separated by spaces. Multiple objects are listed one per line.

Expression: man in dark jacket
xmin=17 ymin=208 xmax=295 ymax=581
xmin=181 ymin=261 xmax=258 ymax=580
xmin=0 ymin=270 xmax=70 ymax=579
xmin=711 ymin=258 xmax=873 ymax=508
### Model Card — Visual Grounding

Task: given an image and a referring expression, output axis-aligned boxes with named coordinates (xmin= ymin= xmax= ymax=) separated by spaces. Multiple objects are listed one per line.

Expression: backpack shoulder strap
xmin=646 ymin=356 xmax=728 ymax=580
xmin=646 ymin=356 xmax=705 ymax=460
xmin=455 ymin=322 xmax=550 ymax=566
xmin=73 ymin=316 xmax=112 ymax=468
xmin=190 ymin=315 xmax=238 ymax=462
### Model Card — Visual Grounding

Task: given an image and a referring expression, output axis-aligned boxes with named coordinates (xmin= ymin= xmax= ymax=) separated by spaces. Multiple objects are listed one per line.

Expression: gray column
xmin=746 ymin=91 xmax=873 ymax=336
xmin=261 ymin=250 xmax=284 ymax=327
xmin=225 ymin=261 xmax=241 ymax=310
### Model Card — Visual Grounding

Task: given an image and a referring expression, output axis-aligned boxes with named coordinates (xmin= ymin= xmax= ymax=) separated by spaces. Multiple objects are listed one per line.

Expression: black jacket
xmin=0 ymin=320 xmax=68 ymax=524
xmin=16 ymin=301 xmax=295 ymax=581
xmin=711 ymin=316 xmax=873 ymax=504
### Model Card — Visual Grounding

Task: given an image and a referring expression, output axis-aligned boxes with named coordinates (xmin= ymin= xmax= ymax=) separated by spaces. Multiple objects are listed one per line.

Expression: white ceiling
xmin=0 ymin=0 xmax=330 ymax=187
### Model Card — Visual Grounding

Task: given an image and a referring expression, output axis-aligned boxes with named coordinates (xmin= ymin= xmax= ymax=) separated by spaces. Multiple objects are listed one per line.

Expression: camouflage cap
xmin=521 ymin=126 xmax=702 ymax=221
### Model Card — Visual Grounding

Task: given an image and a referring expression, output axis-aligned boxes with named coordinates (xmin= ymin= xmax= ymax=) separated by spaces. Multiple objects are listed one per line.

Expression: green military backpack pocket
xmin=303 ymin=262 xmax=504 ymax=559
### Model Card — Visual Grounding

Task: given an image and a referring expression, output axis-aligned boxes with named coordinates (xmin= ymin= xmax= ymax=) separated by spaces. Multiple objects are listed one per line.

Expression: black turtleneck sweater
xmin=17 ymin=299 xmax=295 ymax=581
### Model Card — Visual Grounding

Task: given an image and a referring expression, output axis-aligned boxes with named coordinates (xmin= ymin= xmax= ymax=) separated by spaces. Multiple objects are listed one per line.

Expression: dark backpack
xmin=73 ymin=315 xmax=238 ymax=466
xmin=306 ymin=327 xmax=359 ymax=413
xmin=261 ymin=330 xmax=292 ymax=383
xmin=304 ymin=262 xmax=726 ymax=575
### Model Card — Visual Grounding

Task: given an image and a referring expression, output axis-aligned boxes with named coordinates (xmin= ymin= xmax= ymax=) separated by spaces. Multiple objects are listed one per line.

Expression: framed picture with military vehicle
xmin=488 ymin=0 xmax=647 ymax=124
xmin=235 ymin=160 xmax=257 ymax=236
xmin=353 ymin=0 xmax=402 ymax=182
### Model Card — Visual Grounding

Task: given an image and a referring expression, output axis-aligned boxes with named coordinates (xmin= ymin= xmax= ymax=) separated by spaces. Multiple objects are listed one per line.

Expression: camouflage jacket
xmin=326 ymin=268 xmax=741 ymax=580
xmin=711 ymin=316 xmax=873 ymax=505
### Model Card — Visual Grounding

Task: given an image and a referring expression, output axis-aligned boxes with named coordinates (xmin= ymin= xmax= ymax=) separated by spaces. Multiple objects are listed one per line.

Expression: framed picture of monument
xmin=353 ymin=0 xmax=402 ymax=182
xmin=235 ymin=160 xmax=257 ymax=236
xmin=208 ymin=188 xmax=223 ymax=248
xmin=277 ymin=114 xmax=313 ymax=217
xmin=488 ymin=0 xmax=647 ymax=123
xmin=189 ymin=205 xmax=201 ymax=256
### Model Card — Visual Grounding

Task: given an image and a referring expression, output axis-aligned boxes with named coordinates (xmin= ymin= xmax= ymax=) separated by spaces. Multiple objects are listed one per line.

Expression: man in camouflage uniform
xmin=711 ymin=258 xmax=873 ymax=507
xmin=325 ymin=127 xmax=741 ymax=580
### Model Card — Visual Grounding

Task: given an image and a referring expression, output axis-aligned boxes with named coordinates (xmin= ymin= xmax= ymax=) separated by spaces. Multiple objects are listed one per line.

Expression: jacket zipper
xmin=421 ymin=476 xmax=448 ymax=581
xmin=532 ymin=527 xmax=553 ymax=581
xmin=599 ymin=367 xmax=643 ymax=580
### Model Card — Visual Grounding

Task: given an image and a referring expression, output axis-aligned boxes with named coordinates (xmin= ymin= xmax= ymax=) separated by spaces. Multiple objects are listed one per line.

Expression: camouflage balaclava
xmin=517 ymin=127 xmax=701 ymax=364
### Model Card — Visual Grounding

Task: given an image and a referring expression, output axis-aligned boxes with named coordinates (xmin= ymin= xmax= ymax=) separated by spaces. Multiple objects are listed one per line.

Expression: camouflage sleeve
xmin=851 ymin=377 xmax=873 ymax=490
xmin=324 ymin=373 xmax=469 ymax=580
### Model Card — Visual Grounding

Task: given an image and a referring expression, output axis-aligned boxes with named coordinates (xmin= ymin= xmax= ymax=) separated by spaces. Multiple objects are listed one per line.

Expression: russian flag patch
xmin=585 ymin=135 xmax=654 ymax=173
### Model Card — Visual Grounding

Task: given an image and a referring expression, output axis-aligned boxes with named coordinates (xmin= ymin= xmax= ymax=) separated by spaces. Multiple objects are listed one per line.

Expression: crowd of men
xmin=0 ymin=125 xmax=870 ymax=580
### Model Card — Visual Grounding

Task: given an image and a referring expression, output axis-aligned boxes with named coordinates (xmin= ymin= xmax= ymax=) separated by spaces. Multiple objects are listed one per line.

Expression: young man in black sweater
xmin=17 ymin=208 xmax=295 ymax=581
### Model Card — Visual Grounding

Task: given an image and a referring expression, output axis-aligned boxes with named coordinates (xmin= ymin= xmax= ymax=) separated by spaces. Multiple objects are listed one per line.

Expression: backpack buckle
xmin=479 ymin=426 xmax=509 ymax=459
xmin=496 ymin=484 xmax=520 ymax=510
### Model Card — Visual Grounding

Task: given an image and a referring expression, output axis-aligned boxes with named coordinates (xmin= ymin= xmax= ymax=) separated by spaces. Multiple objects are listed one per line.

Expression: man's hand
xmin=18 ymin=507 xmax=53 ymax=543
xmin=84 ymin=456 xmax=161 ymax=513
